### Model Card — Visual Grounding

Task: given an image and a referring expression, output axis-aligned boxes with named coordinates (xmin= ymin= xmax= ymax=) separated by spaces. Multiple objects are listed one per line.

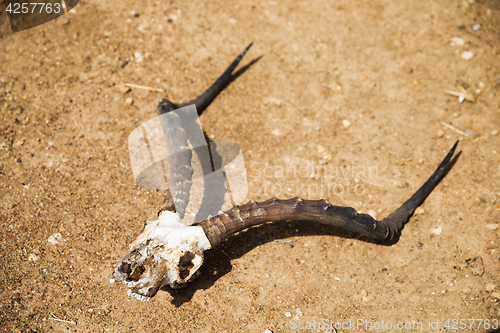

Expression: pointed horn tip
xmin=437 ymin=140 xmax=460 ymax=168
xmin=240 ymin=42 xmax=254 ymax=55
xmin=445 ymin=140 xmax=460 ymax=162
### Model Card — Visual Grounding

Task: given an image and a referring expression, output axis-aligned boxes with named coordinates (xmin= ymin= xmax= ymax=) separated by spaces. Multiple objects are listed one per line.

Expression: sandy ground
xmin=1 ymin=0 xmax=500 ymax=332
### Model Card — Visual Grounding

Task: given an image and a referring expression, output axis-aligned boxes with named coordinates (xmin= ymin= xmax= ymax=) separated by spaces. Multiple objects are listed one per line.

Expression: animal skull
xmin=111 ymin=211 xmax=211 ymax=301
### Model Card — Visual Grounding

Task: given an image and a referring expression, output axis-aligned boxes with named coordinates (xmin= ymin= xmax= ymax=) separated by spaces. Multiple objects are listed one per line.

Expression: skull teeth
xmin=127 ymin=290 xmax=151 ymax=302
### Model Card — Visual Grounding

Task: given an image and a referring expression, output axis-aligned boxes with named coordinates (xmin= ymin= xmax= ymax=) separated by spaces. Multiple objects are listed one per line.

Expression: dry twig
xmin=124 ymin=83 xmax=165 ymax=93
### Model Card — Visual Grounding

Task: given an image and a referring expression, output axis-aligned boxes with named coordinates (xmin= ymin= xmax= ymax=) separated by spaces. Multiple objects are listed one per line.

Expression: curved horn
xmin=198 ymin=141 xmax=460 ymax=247
xmin=156 ymin=101 xmax=193 ymax=218
xmin=155 ymin=43 xmax=254 ymax=218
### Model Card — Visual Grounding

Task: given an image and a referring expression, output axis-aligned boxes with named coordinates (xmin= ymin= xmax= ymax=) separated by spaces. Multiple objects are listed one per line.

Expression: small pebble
xmin=229 ymin=18 xmax=237 ymax=24
xmin=492 ymin=130 xmax=498 ymax=136
xmin=437 ymin=130 xmax=444 ymax=138
xmin=134 ymin=51 xmax=143 ymax=63
xmin=486 ymin=283 xmax=496 ymax=292
xmin=461 ymin=51 xmax=474 ymax=60
xmin=491 ymin=292 xmax=500 ymax=300
xmin=430 ymin=226 xmax=442 ymax=235
xmin=263 ymin=330 xmax=273 ymax=333
xmin=48 ymin=233 xmax=63 ymax=245
xmin=126 ymin=97 xmax=134 ymax=106
xmin=471 ymin=256 xmax=484 ymax=276
xmin=472 ymin=24 xmax=481 ymax=31
xmin=342 ymin=119 xmax=351 ymax=128
xmin=272 ymin=128 xmax=282 ymax=136
xmin=285 ymin=312 xmax=292 ymax=318
xmin=450 ymin=37 xmax=465 ymax=46
xmin=415 ymin=207 xmax=425 ymax=215
xmin=137 ymin=23 xmax=149 ymax=33
xmin=317 ymin=145 xmax=324 ymax=153
xmin=486 ymin=223 xmax=499 ymax=230
xmin=263 ymin=97 xmax=282 ymax=106
xmin=28 ymin=254 xmax=39 ymax=261
xmin=48 ymin=141 xmax=55 ymax=147
xmin=458 ymin=95 xmax=465 ymax=103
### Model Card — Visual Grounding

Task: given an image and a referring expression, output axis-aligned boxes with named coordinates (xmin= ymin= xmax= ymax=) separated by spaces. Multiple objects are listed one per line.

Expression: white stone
xmin=134 ymin=52 xmax=143 ymax=63
xmin=430 ymin=226 xmax=442 ymax=235
xmin=486 ymin=283 xmax=496 ymax=292
xmin=48 ymin=233 xmax=63 ymax=244
xmin=272 ymin=128 xmax=282 ymax=136
xmin=486 ymin=223 xmax=499 ymax=230
xmin=450 ymin=37 xmax=465 ymax=46
xmin=461 ymin=51 xmax=474 ymax=60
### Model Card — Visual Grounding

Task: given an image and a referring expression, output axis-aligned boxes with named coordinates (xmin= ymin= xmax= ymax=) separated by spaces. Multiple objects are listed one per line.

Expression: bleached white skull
xmin=111 ymin=211 xmax=211 ymax=301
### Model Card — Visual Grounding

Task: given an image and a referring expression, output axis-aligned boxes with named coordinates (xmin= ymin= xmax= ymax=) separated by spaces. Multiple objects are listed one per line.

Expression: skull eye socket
xmin=178 ymin=252 xmax=196 ymax=280
xmin=118 ymin=262 xmax=131 ymax=275
xmin=127 ymin=265 xmax=146 ymax=282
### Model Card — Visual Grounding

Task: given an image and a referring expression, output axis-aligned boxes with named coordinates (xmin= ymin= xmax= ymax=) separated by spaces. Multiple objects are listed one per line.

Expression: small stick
xmin=49 ymin=314 xmax=77 ymax=325
xmin=445 ymin=87 xmax=476 ymax=102
xmin=124 ymin=83 xmax=165 ymax=93
xmin=441 ymin=121 xmax=469 ymax=136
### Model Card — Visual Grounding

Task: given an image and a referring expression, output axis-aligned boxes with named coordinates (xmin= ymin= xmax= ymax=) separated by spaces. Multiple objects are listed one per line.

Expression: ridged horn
xmin=198 ymin=141 xmax=460 ymax=247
